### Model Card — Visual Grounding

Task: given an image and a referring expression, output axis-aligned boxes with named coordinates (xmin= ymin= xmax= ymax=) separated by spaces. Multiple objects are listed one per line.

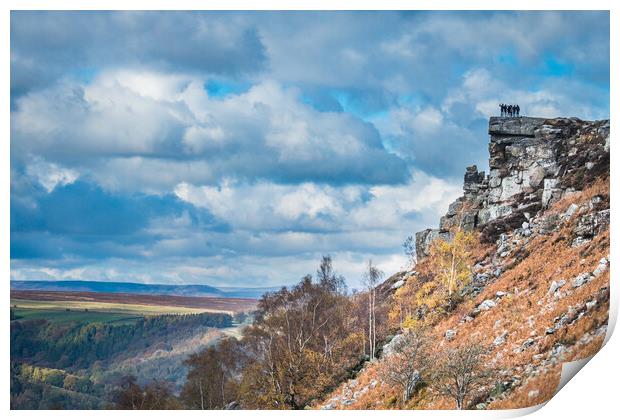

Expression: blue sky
xmin=10 ymin=11 xmax=610 ymax=288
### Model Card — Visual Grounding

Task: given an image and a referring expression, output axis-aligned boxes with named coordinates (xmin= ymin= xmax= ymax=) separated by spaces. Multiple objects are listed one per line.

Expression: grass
xmin=11 ymin=307 xmax=142 ymax=325
xmin=11 ymin=298 xmax=220 ymax=325
xmin=316 ymin=177 xmax=609 ymax=410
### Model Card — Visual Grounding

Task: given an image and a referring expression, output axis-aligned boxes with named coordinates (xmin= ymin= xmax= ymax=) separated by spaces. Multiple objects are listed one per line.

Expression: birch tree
xmin=363 ymin=260 xmax=383 ymax=361
xmin=428 ymin=229 xmax=476 ymax=309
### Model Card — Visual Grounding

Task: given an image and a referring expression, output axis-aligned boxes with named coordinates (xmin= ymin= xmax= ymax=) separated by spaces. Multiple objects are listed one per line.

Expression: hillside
xmin=318 ymin=116 xmax=610 ymax=410
xmin=17 ymin=115 xmax=608 ymax=411
xmin=10 ymin=280 xmax=278 ymax=299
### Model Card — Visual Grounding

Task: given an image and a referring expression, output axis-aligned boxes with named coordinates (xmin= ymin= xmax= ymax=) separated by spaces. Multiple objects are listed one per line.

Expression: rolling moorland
xmin=10 ymin=289 xmax=256 ymax=408
xmin=11 ymin=280 xmax=278 ymax=299
xmin=10 ymin=116 xmax=610 ymax=410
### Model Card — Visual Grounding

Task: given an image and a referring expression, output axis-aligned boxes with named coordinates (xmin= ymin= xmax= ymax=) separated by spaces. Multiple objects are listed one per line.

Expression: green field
xmin=11 ymin=299 xmax=213 ymax=325
xmin=11 ymin=306 xmax=144 ymax=325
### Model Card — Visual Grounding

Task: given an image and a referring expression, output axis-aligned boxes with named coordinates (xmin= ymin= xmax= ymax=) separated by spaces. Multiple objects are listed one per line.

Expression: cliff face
xmin=416 ymin=117 xmax=610 ymax=258
xmin=319 ymin=116 xmax=610 ymax=410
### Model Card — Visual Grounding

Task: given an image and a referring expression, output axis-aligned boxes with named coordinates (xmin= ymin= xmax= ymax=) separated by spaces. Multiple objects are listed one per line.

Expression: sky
xmin=10 ymin=11 xmax=610 ymax=289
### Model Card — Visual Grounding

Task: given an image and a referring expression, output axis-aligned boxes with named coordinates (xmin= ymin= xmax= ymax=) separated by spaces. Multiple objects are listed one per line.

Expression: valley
xmin=10 ymin=289 xmax=255 ymax=409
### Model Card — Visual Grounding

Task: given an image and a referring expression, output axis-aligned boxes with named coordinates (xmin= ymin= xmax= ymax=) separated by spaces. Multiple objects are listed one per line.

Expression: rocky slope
xmin=319 ymin=116 xmax=610 ymax=410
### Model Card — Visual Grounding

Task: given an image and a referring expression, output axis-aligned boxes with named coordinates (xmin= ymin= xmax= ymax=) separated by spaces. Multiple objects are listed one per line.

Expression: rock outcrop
xmin=416 ymin=116 xmax=610 ymax=258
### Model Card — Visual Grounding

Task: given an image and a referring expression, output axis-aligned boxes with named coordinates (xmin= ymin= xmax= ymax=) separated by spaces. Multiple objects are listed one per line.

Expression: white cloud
xmin=443 ymin=68 xmax=607 ymax=121
xmin=12 ymin=72 xmax=406 ymax=193
xmin=25 ymin=158 xmax=79 ymax=192
xmin=174 ymin=170 xmax=460 ymax=238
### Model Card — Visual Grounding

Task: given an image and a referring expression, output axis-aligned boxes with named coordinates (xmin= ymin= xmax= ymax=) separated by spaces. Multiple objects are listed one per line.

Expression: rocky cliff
xmin=416 ymin=116 xmax=610 ymax=258
xmin=318 ymin=115 xmax=610 ymax=410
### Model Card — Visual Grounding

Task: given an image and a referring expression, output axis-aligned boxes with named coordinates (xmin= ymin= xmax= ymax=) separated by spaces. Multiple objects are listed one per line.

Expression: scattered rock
xmin=571 ymin=236 xmax=590 ymax=248
xmin=382 ymin=334 xmax=404 ymax=357
xmin=573 ymin=210 xmax=610 ymax=240
xmin=562 ymin=203 xmax=579 ymax=220
xmin=391 ymin=279 xmax=405 ymax=290
xmin=592 ymin=257 xmax=609 ymax=277
xmin=517 ymin=338 xmax=536 ymax=352
xmin=493 ymin=332 xmax=507 ymax=346
xmin=548 ymin=279 xmax=566 ymax=295
xmin=445 ymin=329 xmax=457 ymax=341
xmin=478 ymin=299 xmax=497 ymax=311
xmin=572 ymin=272 xmax=593 ymax=288
xmin=551 ymin=344 xmax=566 ymax=359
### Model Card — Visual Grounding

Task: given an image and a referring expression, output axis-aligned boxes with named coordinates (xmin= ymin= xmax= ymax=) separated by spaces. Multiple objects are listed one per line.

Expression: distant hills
xmin=10 ymin=280 xmax=280 ymax=299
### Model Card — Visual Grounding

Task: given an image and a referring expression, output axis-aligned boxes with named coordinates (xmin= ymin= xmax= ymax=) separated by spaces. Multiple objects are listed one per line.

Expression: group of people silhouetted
xmin=500 ymin=104 xmax=520 ymax=117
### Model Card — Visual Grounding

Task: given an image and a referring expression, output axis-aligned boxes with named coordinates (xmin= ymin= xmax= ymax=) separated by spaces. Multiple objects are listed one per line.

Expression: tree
xmin=181 ymin=337 xmax=242 ymax=409
xmin=433 ymin=343 xmax=493 ymax=410
xmin=379 ymin=330 xmax=430 ymax=403
xmin=402 ymin=236 xmax=417 ymax=269
xmin=114 ymin=376 xmax=180 ymax=409
xmin=363 ymin=260 xmax=383 ymax=361
xmin=316 ymin=255 xmax=348 ymax=295
xmin=428 ymin=229 xmax=476 ymax=309
xmin=179 ymin=256 xmax=376 ymax=410
xmin=239 ymin=274 xmax=355 ymax=409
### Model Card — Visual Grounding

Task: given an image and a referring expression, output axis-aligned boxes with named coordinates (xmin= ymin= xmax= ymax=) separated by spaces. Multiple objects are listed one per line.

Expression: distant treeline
xmin=11 ymin=312 xmax=232 ymax=370
xmin=11 ymin=312 xmax=233 ymax=409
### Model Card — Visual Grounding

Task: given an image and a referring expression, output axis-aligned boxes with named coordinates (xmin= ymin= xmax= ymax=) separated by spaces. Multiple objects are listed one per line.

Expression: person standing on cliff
xmin=516 ymin=105 xmax=520 ymax=117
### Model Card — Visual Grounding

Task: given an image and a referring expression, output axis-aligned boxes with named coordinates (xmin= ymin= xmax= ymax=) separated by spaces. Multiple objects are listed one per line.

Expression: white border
xmin=2 ymin=2 xmax=617 ymax=419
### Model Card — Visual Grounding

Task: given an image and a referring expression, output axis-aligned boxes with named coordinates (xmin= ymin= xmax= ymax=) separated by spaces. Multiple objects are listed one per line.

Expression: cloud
xmin=174 ymin=170 xmax=459 ymax=234
xmin=256 ymin=11 xmax=609 ymax=110
xmin=10 ymin=178 xmax=227 ymax=260
xmin=371 ymin=66 xmax=609 ymax=178
xmin=443 ymin=68 xmax=610 ymax=121
xmin=25 ymin=158 xmax=79 ymax=192
xmin=11 ymin=71 xmax=409 ymax=191
xmin=10 ymin=11 xmax=609 ymax=288
xmin=10 ymin=11 xmax=267 ymax=97
xmin=11 ymin=166 xmax=461 ymax=288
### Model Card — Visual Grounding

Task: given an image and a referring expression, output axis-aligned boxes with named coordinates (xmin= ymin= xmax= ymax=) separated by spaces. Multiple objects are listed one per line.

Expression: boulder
xmin=478 ymin=299 xmax=497 ymax=311
xmin=382 ymin=334 xmax=405 ymax=357
xmin=224 ymin=401 xmax=241 ymax=410
xmin=415 ymin=229 xmax=453 ymax=259
xmin=572 ymin=272 xmax=593 ymax=288
xmin=592 ymin=257 xmax=609 ymax=277
xmin=493 ymin=332 xmax=507 ymax=346
xmin=574 ymin=210 xmax=610 ymax=239
xmin=548 ymin=279 xmax=566 ymax=295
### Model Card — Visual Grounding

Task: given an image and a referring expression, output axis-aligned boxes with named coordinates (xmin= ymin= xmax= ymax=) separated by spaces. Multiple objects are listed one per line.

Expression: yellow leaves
xmin=429 ymin=229 xmax=476 ymax=301
xmin=389 ymin=228 xmax=477 ymax=331
xmin=415 ymin=281 xmax=436 ymax=306
xmin=402 ymin=315 xmax=421 ymax=331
